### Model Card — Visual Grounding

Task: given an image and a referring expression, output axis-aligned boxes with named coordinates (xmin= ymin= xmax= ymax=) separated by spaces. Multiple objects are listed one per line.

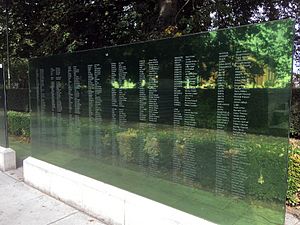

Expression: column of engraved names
xmin=88 ymin=64 xmax=95 ymax=153
xmin=88 ymin=64 xmax=103 ymax=156
xmin=148 ymin=59 xmax=159 ymax=123
xmin=50 ymin=68 xmax=56 ymax=147
xmin=148 ymin=59 xmax=159 ymax=175
xmin=55 ymin=67 xmax=63 ymax=146
xmin=231 ymin=51 xmax=251 ymax=198
xmin=111 ymin=63 xmax=118 ymax=158
xmin=39 ymin=69 xmax=46 ymax=140
xmin=183 ymin=55 xmax=197 ymax=183
xmin=36 ymin=69 xmax=46 ymax=141
xmin=67 ymin=66 xmax=74 ymax=119
xmin=173 ymin=56 xmax=183 ymax=182
xmin=118 ymin=62 xmax=128 ymax=127
xmin=67 ymin=66 xmax=81 ymax=149
xmin=94 ymin=64 xmax=102 ymax=156
xmin=40 ymin=69 xmax=45 ymax=115
xmin=138 ymin=59 xmax=147 ymax=171
xmin=139 ymin=60 xmax=147 ymax=122
xmin=50 ymin=68 xmax=56 ymax=116
xmin=74 ymin=66 xmax=81 ymax=150
xmin=73 ymin=66 xmax=81 ymax=122
xmin=215 ymin=52 xmax=231 ymax=194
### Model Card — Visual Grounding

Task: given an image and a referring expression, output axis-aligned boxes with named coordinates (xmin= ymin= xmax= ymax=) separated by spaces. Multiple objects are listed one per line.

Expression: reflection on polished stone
xmin=29 ymin=19 xmax=294 ymax=225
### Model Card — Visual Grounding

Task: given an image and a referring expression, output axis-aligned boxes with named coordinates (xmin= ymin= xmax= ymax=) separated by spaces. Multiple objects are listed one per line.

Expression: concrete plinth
xmin=0 ymin=147 xmax=16 ymax=172
xmin=23 ymin=157 xmax=216 ymax=225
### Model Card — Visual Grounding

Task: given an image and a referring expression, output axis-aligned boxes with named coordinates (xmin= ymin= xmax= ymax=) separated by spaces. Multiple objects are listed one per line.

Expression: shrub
xmin=116 ymin=128 xmax=138 ymax=162
xmin=291 ymin=88 xmax=300 ymax=138
xmin=143 ymin=135 xmax=160 ymax=159
xmin=287 ymin=139 xmax=300 ymax=205
xmin=8 ymin=110 xmax=300 ymax=205
xmin=7 ymin=111 xmax=30 ymax=137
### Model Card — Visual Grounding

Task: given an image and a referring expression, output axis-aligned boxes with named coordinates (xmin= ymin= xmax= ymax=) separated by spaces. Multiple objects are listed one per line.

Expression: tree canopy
xmin=0 ymin=0 xmax=299 ymax=86
xmin=1 ymin=0 xmax=298 ymax=56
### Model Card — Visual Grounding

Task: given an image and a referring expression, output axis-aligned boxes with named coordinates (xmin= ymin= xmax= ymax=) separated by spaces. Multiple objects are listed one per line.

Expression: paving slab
xmin=0 ymin=171 xmax=17 ymax=186
xmin=5 ymin=167 xmax=24 ymax=182
xmin=0 ymin=170 xmax=106 ymax=225
xmin=0 ymin=195 xmax=77 ymax=225
xmin=49 ymin=212 xmax=107 ymax=225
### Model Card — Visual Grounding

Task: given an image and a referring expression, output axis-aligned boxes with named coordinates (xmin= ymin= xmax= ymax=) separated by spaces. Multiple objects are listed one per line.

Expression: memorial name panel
xmin=29 ymin=20 xmax=294 ymax=225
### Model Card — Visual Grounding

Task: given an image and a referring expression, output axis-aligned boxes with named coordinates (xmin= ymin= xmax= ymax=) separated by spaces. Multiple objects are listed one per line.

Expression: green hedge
xmin=7 ymin=111 xmax=30 ymax=137
xmin=287 ymin=139 xmax=300 ymax=205
xmin=52 ymin=118 xmax=288 ymax=203
xmin=291 ymin=89 xmax=300 ymax=138
xmin=7 ymin=111 xmax=300 ymax=205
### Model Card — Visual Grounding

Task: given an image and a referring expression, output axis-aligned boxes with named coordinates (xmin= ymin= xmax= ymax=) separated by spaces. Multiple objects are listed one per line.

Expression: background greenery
xmin=288 ymin=139 xmax=300 ymax=205
xmin=0 ymin=0 xmax=299 ymax=212
xmin=6 ymin=110 xmax=300 ymax=207
xmin=7 ymin=112 xmax=290 ymax=224
xmin=0 ymin=0 xmax=299 ymax=87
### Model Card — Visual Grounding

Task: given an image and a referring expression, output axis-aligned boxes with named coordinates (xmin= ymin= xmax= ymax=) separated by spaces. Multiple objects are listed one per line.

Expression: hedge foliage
xmin=7 ymin=111 xmax=30 ymax=137
xmin=291 ymin=89 xmax=300 ymax=138
xmin=6 ymin=110 xmax=300 ymax=205
xmin=32 ymin=116 xmax=289 ymax=203
xmin=287 ymin=139 xmax=300 ymax=205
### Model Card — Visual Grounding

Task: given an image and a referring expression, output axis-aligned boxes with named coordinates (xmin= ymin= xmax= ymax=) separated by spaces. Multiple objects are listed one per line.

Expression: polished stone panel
xmin=28 ymin=20 xmax=294 ymax=225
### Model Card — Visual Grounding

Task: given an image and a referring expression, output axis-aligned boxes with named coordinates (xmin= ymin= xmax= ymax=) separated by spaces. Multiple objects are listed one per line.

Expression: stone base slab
xmin=23 ymin=157 xmax=216 ymax=225
xmin=0 ymin=147 xmax=16 ymax=172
